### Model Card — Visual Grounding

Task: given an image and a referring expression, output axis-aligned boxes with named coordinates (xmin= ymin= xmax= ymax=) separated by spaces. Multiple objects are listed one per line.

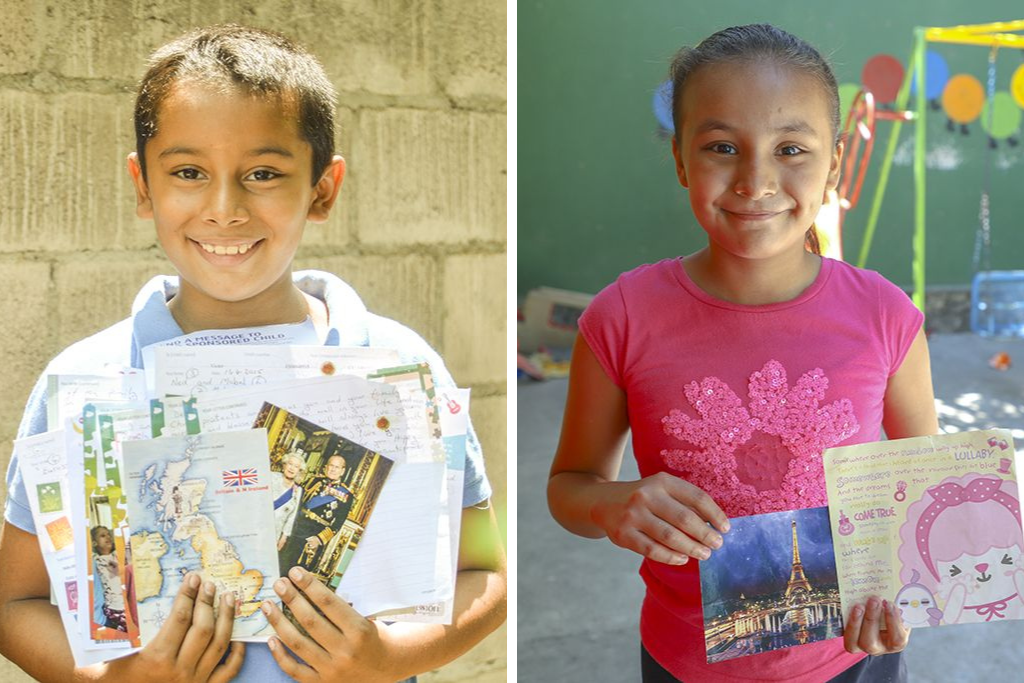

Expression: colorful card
xmin=123 ymin=429 xmax=280 ymax=643
xmin=824 ymin=428 xmax=1024 ymax=628
xmin=699 ymin=506 xmax=843 ymax=663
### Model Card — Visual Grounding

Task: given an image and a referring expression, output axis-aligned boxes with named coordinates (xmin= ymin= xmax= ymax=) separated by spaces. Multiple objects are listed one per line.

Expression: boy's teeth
xmin=200 ymin=242 xmax=253 ymax=255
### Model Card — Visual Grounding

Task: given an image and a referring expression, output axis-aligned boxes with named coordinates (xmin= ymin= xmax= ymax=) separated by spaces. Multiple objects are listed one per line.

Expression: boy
xmin=0 ymin=24 xmax=506 ymax=683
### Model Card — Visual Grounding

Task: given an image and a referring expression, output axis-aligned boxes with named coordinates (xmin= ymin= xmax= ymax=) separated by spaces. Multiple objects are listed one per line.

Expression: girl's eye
xmin=710 ymin=143 xmax=737 ymax=155
xmin=1002 ymin=554 xmax=1014 ymax=565
xmin=779 ymin=145 xmax=803 ymax=156
xmin=173 ymin=168 xmax=203 ymax=181
xmin=248 ymin=169 xmax=281 ymax=181
xmin=949 ymin=565 xmax=962 ymax=577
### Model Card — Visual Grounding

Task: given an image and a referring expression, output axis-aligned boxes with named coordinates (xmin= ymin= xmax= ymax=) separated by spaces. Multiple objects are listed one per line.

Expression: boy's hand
xmin=100 ymin=573 xmax=244 ymax=683
xmin=843 ymin=597 xmax=910 ymax=655
xmin=263 ymin=566 xmax=400 ymax=683
xmin=590 ymin=473 xmax=730 ymax=565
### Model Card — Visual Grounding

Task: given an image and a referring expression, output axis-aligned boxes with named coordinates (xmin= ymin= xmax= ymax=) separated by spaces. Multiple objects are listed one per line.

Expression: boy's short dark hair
xmin=134 ymin=24 xmax=336 ymax=185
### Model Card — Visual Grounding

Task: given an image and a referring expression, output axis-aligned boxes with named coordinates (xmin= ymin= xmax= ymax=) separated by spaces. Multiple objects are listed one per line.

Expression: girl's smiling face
xmin=672 ymin=61 xmax=842 ymax=263
xmin=127 ymin=81 xmax=344 ymax=326
xmin=93 ymin=527 xmax=114 ymax=556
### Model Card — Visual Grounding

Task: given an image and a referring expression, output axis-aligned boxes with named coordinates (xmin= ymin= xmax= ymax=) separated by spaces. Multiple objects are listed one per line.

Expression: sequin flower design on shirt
xmin=660 ymin=360 xmax=859 ymax=516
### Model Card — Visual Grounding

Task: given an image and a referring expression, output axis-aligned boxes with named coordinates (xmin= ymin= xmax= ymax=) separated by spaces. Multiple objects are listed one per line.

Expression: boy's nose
xmin=204 ymin=180 xmax=249 ymax=227
xmin=975 ymin=563 xmax=989 ymax=574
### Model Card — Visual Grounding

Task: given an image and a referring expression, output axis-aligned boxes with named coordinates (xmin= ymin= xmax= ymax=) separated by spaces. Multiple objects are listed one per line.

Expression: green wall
xmin=518 ymin=0 xmax=1024 ymax=297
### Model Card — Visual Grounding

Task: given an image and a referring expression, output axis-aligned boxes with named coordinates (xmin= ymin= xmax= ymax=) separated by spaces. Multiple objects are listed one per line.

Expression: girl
xmin=90 ymin=526 xmax=127 ymax=634
xmin=548 ymin=24 xmax=939 ymax=683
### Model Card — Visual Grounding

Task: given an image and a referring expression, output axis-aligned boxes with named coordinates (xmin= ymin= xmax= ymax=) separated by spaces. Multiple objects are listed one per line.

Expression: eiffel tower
xmin=785 ymin=519 xmax=812 ymax=600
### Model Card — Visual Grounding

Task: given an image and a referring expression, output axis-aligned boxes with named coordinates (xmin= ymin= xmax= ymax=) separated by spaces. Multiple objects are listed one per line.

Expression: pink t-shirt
xmin=578 ymin=256 xmax=923 ymax=683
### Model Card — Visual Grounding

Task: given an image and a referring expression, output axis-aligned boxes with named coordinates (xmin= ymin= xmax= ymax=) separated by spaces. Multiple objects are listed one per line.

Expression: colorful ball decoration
xmin=942 ymin=74 xmax=985 ymax=124
xmin=910 ymin=50 xmax=950 ymax=100
xmin=1011 ymin=63 xmax=1024 ymax=110
xmin=979 ymin=92 xmax=1022 ymax=140
xmin=862 ymin=54 xmax=904 ymax=104
xmin=652 ymin=79 xmax=674 ymax=133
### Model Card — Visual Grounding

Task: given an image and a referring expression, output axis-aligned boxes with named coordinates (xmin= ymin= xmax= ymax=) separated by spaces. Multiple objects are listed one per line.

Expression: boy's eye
xmin=778 ymin=145 xmax=803 ymax=156
xmin=709 ymin=143 xmax=737 ymax=155
xmin=949 ymin=565 xmax=962 ymax=577
xmin=247 ymin=169 xmax=281 ymax=181
xmin=1002 ymin=554 xmax=1014 ymax=565
xmin=172 ymin=168 xmax=203 ymax=181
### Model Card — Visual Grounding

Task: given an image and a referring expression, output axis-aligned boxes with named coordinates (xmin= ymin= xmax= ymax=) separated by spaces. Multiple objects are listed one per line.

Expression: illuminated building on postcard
xmin=704 ymin=518 xmax=844 ymax=662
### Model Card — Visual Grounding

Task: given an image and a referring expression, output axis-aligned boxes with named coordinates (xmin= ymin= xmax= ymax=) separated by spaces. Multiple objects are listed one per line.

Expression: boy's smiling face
xmin=128 ymin=80 xmax=343 ymax=329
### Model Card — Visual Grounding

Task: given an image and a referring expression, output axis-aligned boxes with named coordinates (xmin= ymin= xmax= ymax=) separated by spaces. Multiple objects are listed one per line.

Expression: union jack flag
xmin=222 ymin=468 xmax=258 ymax=487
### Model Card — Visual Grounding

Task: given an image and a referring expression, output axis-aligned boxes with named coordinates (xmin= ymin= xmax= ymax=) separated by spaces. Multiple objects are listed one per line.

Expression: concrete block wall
xmin=0 ymin=1 xmax=506 ymax=681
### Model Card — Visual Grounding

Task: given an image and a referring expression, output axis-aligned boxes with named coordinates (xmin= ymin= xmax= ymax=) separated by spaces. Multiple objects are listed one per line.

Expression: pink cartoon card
xmin=823 ymin=429 xmax=1024 ymax=629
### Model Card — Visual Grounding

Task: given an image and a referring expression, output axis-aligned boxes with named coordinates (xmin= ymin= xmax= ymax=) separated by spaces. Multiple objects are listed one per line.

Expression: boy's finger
xmin=288 ymin=566 xmax=363 ymax=632
xmin=196 ymin=592 xmax=236 ymax=679
xmin=273 ymin=576 xmax=341 ymax=646
xmin=667 ymin=479 xmax=730 ymax=534
xmin=266 ymin=637 xmax=315 ymax=683
xmin=178 ymin=580 xmax=217 ymax=669
xmin=149 ymin=572 xmax=202 ymax=657
xmin=210 ymin=641 xmax=247 ymax=683
xmin=261 ymin=599 xmax=329 ymax=669
xmin=843 ymin=603 xmax=864 ymax=653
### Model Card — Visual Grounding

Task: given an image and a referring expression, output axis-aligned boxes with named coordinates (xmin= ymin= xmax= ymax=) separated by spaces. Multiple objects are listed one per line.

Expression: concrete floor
xmin=518 ymin=333 xmax=1024 ymax=682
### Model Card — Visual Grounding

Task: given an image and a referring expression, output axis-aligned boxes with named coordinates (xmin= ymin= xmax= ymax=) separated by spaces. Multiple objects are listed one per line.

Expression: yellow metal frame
xmin=856 ymin=20 xmax=1024 ymax=312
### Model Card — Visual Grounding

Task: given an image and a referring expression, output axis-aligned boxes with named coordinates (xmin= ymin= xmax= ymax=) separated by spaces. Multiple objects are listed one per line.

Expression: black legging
xmin=641 ymin=645 xmax=907 ymax=683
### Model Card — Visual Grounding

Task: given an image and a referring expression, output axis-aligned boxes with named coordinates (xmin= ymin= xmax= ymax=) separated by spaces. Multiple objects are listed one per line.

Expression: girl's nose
xmin=733 ymin=159 xmax=777 ymax=199
xmin=975 ymin=563 xmax=989 ymax=574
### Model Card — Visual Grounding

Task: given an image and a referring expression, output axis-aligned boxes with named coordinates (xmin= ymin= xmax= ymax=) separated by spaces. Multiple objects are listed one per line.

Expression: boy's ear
xmin=671 ymin=136 xmax=688 ymax=188
xmin=307 ymin=156 xmax=346 ymax=224
xmin=127 ymin=153 xmax=153 ymax=219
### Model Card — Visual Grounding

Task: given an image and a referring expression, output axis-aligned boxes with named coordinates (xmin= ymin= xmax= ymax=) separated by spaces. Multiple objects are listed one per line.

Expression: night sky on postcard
xmin=699 ymin=506 xmax=838 ymax=604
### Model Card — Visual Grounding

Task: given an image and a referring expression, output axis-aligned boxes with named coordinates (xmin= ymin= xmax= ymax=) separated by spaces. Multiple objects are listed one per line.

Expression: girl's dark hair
xmin=669 ymin=24 xmax=840 ymax=255
xmin=90 ymin=525 xmax=110 ymax=552
xmin=134 ymin=24 xmax=336 ymax=186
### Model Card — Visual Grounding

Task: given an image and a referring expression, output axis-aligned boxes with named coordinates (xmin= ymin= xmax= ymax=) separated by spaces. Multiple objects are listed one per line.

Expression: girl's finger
xmin=666 ymin=478 xmax=731 ymax=534
xmin=856 ymin=598 xmax=885 ymax=655
xmin=882 ymin=599 xmax=911 ymax=651
xmin=619 ymin=528 xmax=689 ymax=565
xmin=648 ymin=497 xmax=724 ymax=555
xmin=195 ymin=591 xmax=236 ymax=679
xmin=266 ymin=637 xmax=316 ymax=683
xmin=640 ymin=513 xmax=714 ymax=560
xmin=288 ymin=566 xmax=364 ymax=633
xmin=843 ymin=603 xmax=865 ymax=654
xmin=209 ymin=641 xmax=246 ymax=683
xmin=177 ymin=580 xmax=217 ymax=670
xmin=261 ymin=598 xmax=329 ymax=669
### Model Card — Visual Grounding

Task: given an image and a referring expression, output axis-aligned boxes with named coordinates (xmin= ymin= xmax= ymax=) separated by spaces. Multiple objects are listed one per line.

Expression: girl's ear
xmin=307 ymin=156 xmax=346 ymax=224
xmin=127 ymin=153 xmax=153 ymax=219
xmin=825 ymin=139 xmax=844 ymax=196
xmin=671 ymin=136 xmax=689 ymax=188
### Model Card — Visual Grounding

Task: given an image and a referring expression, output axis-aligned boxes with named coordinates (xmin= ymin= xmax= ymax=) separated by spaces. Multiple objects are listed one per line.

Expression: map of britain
xmin=124 ymin=429 xmax=279 ymax=643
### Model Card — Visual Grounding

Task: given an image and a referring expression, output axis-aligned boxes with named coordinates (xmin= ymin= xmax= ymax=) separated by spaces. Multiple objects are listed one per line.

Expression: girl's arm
xmin=547 ymin=335 xmax=729 ymax=565
xmin=0 ymin=522 xmax=243 ymax=683
xmin=844 ymin=326 xmax=938 ymax=656
xmin=881 ymin=327 xmax=939 ymax=439
xmin=264 ymin=503 xmax=507 ymax=682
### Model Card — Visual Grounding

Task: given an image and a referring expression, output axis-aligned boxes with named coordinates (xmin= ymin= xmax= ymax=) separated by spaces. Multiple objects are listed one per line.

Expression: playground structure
xmin=840 ymin=20 xmax=1024 ymax=327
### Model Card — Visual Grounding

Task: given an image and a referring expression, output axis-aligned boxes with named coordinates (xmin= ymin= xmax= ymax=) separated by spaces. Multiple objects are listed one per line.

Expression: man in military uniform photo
xmin=278 ymin=454 xmax=354 ymax=579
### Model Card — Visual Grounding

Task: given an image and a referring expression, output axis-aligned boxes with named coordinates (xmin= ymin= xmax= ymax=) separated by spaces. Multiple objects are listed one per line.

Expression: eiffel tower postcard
xmin=699 ymin=506 xmax=844 ymax=663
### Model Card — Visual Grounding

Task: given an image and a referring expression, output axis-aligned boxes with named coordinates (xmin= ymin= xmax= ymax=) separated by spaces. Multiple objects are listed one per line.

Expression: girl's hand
xmin=590 ymin=472 xmax=730 ymax=565
xmin=842 ymin=597 xmax=910 ymax=655
xmin=262 ymin=566 xmax=400 ymax=683
xmin=98 ymin=573 xmax=244 ymax=683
